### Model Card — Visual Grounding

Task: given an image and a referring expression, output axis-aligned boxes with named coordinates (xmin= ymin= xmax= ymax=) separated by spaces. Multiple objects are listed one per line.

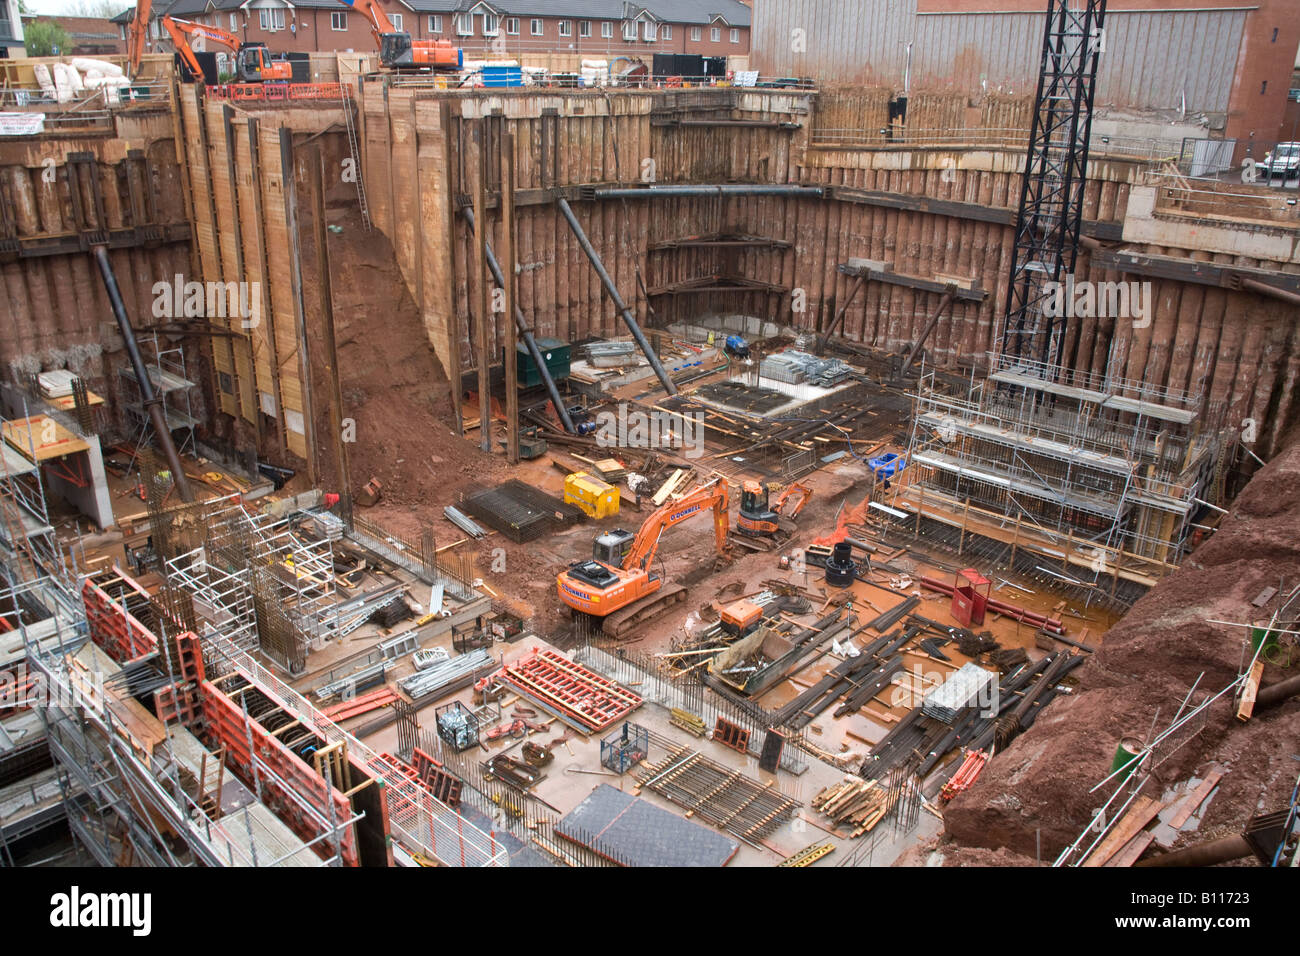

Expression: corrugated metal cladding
xmin=752 ymin=1 xmax=1245 ymax=113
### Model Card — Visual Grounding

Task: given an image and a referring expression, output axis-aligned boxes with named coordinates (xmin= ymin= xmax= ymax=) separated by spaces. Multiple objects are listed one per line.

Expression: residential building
xmin=20 ymin=15 xmax=126 ymax=56
xmin=145 ymin=0 xmax=750 ymax=60
xmin=1 ymin=0 xmax=24 ymax=56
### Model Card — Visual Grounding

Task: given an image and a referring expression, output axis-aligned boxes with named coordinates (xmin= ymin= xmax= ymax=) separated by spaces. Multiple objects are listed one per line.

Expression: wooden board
xmin=1236 ymin=660 xmax=1265 ymax=721
xmin=45 ymin=390 xmax=106 ymax=411
xmin=1083 ymin=795 xmax=1162 ymax=867
xmin=3 ymin=415 xmax=90 ymax=462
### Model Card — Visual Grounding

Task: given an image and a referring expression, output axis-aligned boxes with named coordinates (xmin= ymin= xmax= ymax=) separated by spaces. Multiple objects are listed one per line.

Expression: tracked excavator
xmin=162 ymin=16 xmax=293 ymax=83
xmin=336 ymin=0 xmax=463 ymax=71
xmin=557 ymin=478 xmax=731 ymax=637
xmin=734 ymin=480 xmax=813 ymax=550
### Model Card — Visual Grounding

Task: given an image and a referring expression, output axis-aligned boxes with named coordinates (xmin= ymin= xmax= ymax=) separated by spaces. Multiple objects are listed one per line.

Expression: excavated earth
xmin=934 ymin=434 xmax=1300 ymax=866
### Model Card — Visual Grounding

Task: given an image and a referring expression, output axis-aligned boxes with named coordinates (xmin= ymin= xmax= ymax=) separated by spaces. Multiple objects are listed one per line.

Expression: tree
xmin=25 ymin=19 xmax=70 ymax=57
xmin=64 ymin=0 xmax=132 ymax=18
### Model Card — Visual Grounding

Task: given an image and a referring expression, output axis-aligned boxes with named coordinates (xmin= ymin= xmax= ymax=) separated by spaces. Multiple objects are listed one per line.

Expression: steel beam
xmin=556 ymin=197 xmax=677 ymax=396
xmin=461 ymin=207 xmax=575 ymax=433
xmin=91 ymin=245 xmax=195 ymax=503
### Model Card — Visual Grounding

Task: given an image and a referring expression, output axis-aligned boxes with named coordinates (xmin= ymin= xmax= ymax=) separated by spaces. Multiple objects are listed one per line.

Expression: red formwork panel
xmin=201 ymin=676 xmax=359 ymax=867
xmin=498 ymin=649 xmax=642 ymax=733
xmin=82 ymin=575 xmax=159 ymax=664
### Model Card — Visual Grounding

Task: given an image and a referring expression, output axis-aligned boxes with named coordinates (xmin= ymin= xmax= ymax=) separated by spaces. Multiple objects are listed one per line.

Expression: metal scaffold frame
xmin=890 ymin=361 xmax=1218 ymax=591
xmin=998 ymin=0 xmax=1107 ymax=369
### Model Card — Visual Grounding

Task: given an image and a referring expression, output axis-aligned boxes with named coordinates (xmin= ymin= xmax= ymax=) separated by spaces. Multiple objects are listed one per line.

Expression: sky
xmin=23 ymin=1 xmax=134 ymax=15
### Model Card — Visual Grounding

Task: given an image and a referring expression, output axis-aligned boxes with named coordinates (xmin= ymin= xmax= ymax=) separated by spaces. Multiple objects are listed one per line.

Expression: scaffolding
xmin=117 ymin=334 xmax=199 ymax=467
xmin=0 ymin=409 xmax=71 ymax=583
xmin=889 ymin=359 xmax=1219 ymax=592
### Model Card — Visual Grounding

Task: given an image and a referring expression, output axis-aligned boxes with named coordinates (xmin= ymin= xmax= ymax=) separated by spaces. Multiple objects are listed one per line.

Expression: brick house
xmin=21 ymin=15 xmax=127 ymax=56
xmin=145 ymin=0 xmax=750 ymax=61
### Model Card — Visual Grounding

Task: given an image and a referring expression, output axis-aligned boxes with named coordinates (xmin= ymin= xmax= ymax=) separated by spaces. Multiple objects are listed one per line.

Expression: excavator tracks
xmin=602 ymin=583 xmax=688 ymax=638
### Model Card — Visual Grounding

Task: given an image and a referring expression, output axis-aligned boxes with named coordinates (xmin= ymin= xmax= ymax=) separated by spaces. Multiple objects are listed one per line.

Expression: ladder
xmin=342 ymin=85 xmax=371 ymax=231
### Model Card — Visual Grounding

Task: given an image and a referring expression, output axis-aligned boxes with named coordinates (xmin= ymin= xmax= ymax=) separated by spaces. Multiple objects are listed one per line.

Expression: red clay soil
xmin=939 ymin=437 xmax=1300 ymax=864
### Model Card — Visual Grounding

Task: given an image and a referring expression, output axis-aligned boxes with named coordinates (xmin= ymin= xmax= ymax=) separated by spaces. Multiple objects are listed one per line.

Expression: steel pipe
xmin=556 ymin=197 xmax=677 ymax=396
xmin=1136 ymin=833 xmax=1252 ymax=868
xmin=91 ymin=245 xmax=195 ymax=503
xmin=592 ymin=185 xmax=825 ymax=199
xmin=462 ymin=206 xmax=576 ymax=433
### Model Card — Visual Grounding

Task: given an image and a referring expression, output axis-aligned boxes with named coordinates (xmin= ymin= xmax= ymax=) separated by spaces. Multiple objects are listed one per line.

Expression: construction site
xmin=1 ymin=0 xmax=1298 ymax=877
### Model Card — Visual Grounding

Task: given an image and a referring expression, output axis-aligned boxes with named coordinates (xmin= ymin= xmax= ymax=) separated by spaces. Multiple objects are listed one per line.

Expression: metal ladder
xmin=342 ymin=85 xmax=371 ymax=230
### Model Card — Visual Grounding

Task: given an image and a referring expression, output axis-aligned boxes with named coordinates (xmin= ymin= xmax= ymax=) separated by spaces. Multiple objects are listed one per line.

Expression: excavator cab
xmin=592 ymin=530 xmax=635 ymax=566
xmin=236 ymin=43 xmax=291 ymax=82
xmin=737 ymin=480 xmax=779 ymax=536
xmin=380 ymin=32 xmax=415 ymax=68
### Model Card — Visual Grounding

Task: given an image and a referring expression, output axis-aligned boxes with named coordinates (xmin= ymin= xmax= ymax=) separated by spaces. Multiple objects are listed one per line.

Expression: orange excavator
xmin=126 ymin=0 xmax=151 ymax=78
xmin=735 ymin=479 xmax=813 ymax=550
xmin=557 ymin=478 xmax=731 ymax=636
xmin=162 ymin=15 xmax=293 ymax=84
xmin=336 ymin=0 xmax=463 ymax=71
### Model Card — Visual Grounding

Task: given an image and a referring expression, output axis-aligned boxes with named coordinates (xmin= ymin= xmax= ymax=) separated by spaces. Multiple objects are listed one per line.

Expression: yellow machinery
xmin=564 ymin=472 xmax=620 ymax=519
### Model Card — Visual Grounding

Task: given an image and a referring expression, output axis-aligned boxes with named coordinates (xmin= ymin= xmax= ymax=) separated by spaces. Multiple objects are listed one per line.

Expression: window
xmin=506 ymin=17 xmax=519 ymax=35
xmin=260 ymin=9 xmax=285 ymax=31
xmin=230 ymin=13 xmax=237 ymax=31
xmin=690 ymin=27 xmax=701 ymax=42
xmin=730 ymin=28 xmax=739 ymax=44
xmin=429 ymin=15 xmax=442 ymax=33
xmin=643 ymin=21 xmax=656 ymax=41
xmin=622 ymin=20 xmax=636 ymax=40
xmin=483 ymin=14 xmax=498 ymax=36
xmin=530 ymin=18 xmax=543 ymax=36
xmin=456 ymin=13 xmax=473 ymax=36
xmin=601 ymin=21 xmax=613 ymax=38
xmin=391 ymin=13 xmax=402 ymax=32
xmin=558 ymin=20 xmax=571 ymax=37
xmin=711 ymin=27 xmax=721 ymax=42
xmin=662 ymin=25 xmax=671 ymax=40
xmin=579 ymin=20 xmax=591 ymax=38
xmin=330 ymin=11 xmax=347 ymax=31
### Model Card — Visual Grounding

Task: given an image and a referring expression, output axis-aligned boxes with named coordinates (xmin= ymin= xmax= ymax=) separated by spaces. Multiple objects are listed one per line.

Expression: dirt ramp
xmin=942 ymin=442 xmax=1300 ymax=862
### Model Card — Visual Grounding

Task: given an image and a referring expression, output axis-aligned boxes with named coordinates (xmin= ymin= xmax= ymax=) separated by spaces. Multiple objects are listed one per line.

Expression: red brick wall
xmin=1225 ymin=0 xmax=1300 ymax=160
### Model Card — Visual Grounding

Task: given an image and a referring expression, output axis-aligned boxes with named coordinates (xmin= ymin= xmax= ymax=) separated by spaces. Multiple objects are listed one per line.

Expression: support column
xmin=473 ymin=120 xmax=492 ymax=454
xmin=502 ymin=131 xmax=519 ymax=465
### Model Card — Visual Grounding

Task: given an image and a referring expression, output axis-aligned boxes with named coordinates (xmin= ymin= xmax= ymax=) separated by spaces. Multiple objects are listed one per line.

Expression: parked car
xmin=1257 ymin=142 xmax=1300 ymax=180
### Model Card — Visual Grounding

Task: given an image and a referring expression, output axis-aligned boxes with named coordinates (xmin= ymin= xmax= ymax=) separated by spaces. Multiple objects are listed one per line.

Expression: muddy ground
xmin=939 ymin=436 xmax=1300 ymax=865
xmin=297 ymin=197 xmax=1299 ymax=869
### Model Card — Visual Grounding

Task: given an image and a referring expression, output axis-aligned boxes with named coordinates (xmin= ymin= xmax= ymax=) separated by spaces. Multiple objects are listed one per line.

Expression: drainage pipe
xmin=462 ymin=206 xmax=575 ymax=433
xmin=556 ymin=197 xmax=677 ymax=396
xmin=591 ymin=185 xmax=825 ymax=199
xmin=1135 ymin=833 xmax=1252 ymax=868
xmin=91 ymin=245 xmax=195 ymax=503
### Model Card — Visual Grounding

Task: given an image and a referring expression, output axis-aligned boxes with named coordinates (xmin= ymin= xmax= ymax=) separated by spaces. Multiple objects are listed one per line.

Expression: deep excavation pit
xmin=2 ymin=44 xmax=1298 ymax=879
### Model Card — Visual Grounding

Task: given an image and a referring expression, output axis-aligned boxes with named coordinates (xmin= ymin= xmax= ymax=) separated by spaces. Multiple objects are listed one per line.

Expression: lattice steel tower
xmin=998 ymin=0 xmax=1108 ymax=371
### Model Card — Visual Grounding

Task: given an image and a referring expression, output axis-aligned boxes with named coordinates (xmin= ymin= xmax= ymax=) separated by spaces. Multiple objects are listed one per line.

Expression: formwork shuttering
xmin=2 ymin=471 xmax=509 ymax=866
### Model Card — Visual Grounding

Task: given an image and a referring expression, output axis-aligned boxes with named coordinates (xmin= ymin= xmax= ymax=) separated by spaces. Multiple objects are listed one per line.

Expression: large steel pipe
xmin=592 ymin=185 xmax=825 ymax=199
xmin=556 ymin=197 xmax=677 ymax=396
xmin=92 ymin=245 xmax=195 ymax=503
xmin=462 ymin=206 xmax=576 ymax=433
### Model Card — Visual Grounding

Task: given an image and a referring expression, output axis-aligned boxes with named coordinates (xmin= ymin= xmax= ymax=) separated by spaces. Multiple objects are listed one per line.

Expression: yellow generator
xmin=564 ymin=471 xmax=620 ymax=519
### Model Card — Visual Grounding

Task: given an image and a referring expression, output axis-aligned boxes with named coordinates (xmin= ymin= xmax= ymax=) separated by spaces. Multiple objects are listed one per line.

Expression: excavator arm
xmin=127 ymin=0 xmax=152 ymax=78
xmin=163 ymin=16 xmax=240 ymax=80
xmin=334 ymin=0 xmax=393 ymax=44
xmin=624 ymin=479 xmax=729 ymax=573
